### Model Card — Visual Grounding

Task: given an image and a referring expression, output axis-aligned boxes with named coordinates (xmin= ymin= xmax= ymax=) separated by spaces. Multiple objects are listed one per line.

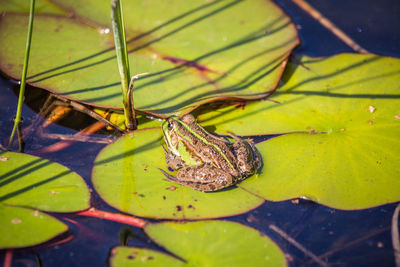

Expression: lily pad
xmin=110 ymin=247 xmax=185 ymax=267
xmin=110 ymin=220 xmax=286 ymax=266
xmin=200 ymin=53 xmax=400 ymax=210
xmin=0 ymin=204 xmax=67 ymax=249
xmin=0 ymin=151 xmax=90 ymax=248
xmin=92 ymin=128 xmax=264 ymax=219
xmin=0 ymin=0 xmax=66 ymax=15
xmin=0 ymin=0 xmax=299 ymax=115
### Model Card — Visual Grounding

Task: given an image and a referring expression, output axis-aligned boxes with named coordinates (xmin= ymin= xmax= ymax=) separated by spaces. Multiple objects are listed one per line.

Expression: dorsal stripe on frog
xmin=171 ymin=116 xmax=236 ymax=171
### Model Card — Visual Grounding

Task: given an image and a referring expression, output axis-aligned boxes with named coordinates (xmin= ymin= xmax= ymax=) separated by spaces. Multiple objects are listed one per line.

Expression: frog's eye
xmin=167 ymin=122 xmax=173 ymax=130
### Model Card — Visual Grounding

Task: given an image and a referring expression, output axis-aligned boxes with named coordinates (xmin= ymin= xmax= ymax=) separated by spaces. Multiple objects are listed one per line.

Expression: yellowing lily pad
xmin=0 ymin=0 xmax=299 ymax=115
xmin=93 ymin=108 xmax=163 ymax=130
xmin=92 ymin=128 xmax=264 ymax=219
xmin=0 ymin=151 xmax=90 ymax=248
xmin=200 ymin=53 xmax=400 ymax=210
xmin=110 ymin=220 xmax=286 ymax=266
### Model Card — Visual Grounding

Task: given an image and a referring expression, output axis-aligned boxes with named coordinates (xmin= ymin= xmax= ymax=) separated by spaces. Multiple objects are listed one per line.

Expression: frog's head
xmin=162 ymin=115 xmax=197 ymax=155
xmin=162 ymin=116 xmax=181 ymax=155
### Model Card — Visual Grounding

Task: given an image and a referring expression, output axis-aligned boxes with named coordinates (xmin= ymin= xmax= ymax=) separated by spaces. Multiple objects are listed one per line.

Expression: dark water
xmin=1 ymin=0 xmax=399 ymax=266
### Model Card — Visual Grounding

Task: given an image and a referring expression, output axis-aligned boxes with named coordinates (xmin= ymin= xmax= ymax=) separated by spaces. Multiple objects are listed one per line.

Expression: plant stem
xmin=9 ymin=0 xmax=36 ymax=149
xmin=127 ymin=72 xmax=149 ymax=120
xmin=4 ymin=250 xmax=12 ymax=267
xmin=77 ymin=208 xmax=147 ymax=228
xmin=392 ymin=204 xmax=400 ymax=267
xmin=111 ymin=0 xmax=136 ymax=130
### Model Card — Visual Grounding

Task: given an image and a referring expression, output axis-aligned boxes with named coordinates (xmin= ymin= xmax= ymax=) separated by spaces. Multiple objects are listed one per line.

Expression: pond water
xmin=1 ymin=0 xmax=399 ymax=266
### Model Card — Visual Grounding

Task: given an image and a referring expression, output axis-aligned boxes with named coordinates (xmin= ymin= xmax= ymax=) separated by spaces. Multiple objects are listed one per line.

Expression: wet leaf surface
xmin=110 ymin=247 xmax=185 ymax=267
xmin=0 ymin=151 xmax=90 ymax=248
xmin=92 ymin=128 xmax=264 ymax=219
xmin=110 ymin=220 xmax=286 ymax=266
xmin=0 ymin=204 xmax=67 ymax=249
xmin=0 ymin=0 xmax=299 ymax=115
xmin=199 ymin=53 xmax=400 ymax=209
xmin=0 ymin=0 xmax=66 ymax=15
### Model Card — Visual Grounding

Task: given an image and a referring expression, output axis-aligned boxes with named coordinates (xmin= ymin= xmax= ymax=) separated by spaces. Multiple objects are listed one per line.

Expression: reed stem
xmin=111 ymin=0 xmax=136 ymax=130
xmin=9 ymin=0 xmax=36 ymax=150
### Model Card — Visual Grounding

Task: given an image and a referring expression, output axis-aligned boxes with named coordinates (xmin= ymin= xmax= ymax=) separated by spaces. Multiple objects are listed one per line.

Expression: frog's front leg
xmin=162 ymin=146 xmax=184 ymax=170
xmin=161 ymin=164 xmax=234 ymax=192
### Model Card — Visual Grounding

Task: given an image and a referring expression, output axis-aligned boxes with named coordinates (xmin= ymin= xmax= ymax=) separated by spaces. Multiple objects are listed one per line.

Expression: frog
xmin=159 ymin=114 xmax=261 ymax=192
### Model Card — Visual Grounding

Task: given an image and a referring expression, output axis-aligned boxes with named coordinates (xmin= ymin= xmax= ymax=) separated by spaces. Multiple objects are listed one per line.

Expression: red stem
xmin=4 ymin=250 xmax=12 ymax=267
xmin=76 ymin=208 xmax=147 ymax=228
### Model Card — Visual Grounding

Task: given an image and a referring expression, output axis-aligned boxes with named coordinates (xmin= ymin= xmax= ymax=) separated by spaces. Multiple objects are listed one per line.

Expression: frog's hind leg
xmin=159 ymin=168 xmax=206 ymax=190
xmin=227 ymin=132 xmax=261 ymax=176
xmin=178 ymin=180 xmax=233 ymax=192
xmin=178 ymin=164 xmax=233 ymax=185
xmin=159 ymin=165 xmax=234 ymax=192
xmin=159 ymin=168 xmax=181 ymax=183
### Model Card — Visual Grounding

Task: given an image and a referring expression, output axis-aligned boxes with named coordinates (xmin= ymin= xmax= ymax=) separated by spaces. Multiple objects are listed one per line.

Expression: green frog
xmin=160 ymin=114 xmax=261 ymax=192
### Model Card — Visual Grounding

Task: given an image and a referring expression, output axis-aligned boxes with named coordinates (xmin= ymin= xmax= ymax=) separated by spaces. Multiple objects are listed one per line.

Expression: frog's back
xmin=188 ymin=129 xmax=238 ymax=175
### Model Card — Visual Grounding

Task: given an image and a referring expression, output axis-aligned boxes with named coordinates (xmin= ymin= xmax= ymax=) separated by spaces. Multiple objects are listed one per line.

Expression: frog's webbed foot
xmin=226 ymin=132 xmax=243 ymax=142
xmin=159 ymin=168 xmax=179 ymax=182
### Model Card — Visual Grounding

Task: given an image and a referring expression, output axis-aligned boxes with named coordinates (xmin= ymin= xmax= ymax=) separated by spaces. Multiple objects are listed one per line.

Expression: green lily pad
xmin=110 ymin=247 xmax=185 ymax=267
xmin=110 ymin=220 xmax=286 ymax=266
xmin=0 ymin=204 xmax=67 ymax=249
xmin=0 ymin=0 xmax=66 ymax=15
xmin=200 ymin=53 xmax=400 ymax=210
xmin=0 ymin=151 xmax=90 ymax=248
xmin=92 ymin=128 xmax=264 ymax=219
xmin=0 ymin=0 xmax=299 ymax=115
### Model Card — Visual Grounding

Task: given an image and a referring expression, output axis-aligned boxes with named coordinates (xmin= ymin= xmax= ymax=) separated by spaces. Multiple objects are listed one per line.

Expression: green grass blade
xmin=9 ymin=0 xmax=36 ymax=150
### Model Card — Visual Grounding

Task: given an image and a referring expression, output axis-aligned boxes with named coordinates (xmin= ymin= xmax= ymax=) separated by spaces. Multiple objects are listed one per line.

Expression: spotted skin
xmin=161 ymin=114 xmax=261 ymax=192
